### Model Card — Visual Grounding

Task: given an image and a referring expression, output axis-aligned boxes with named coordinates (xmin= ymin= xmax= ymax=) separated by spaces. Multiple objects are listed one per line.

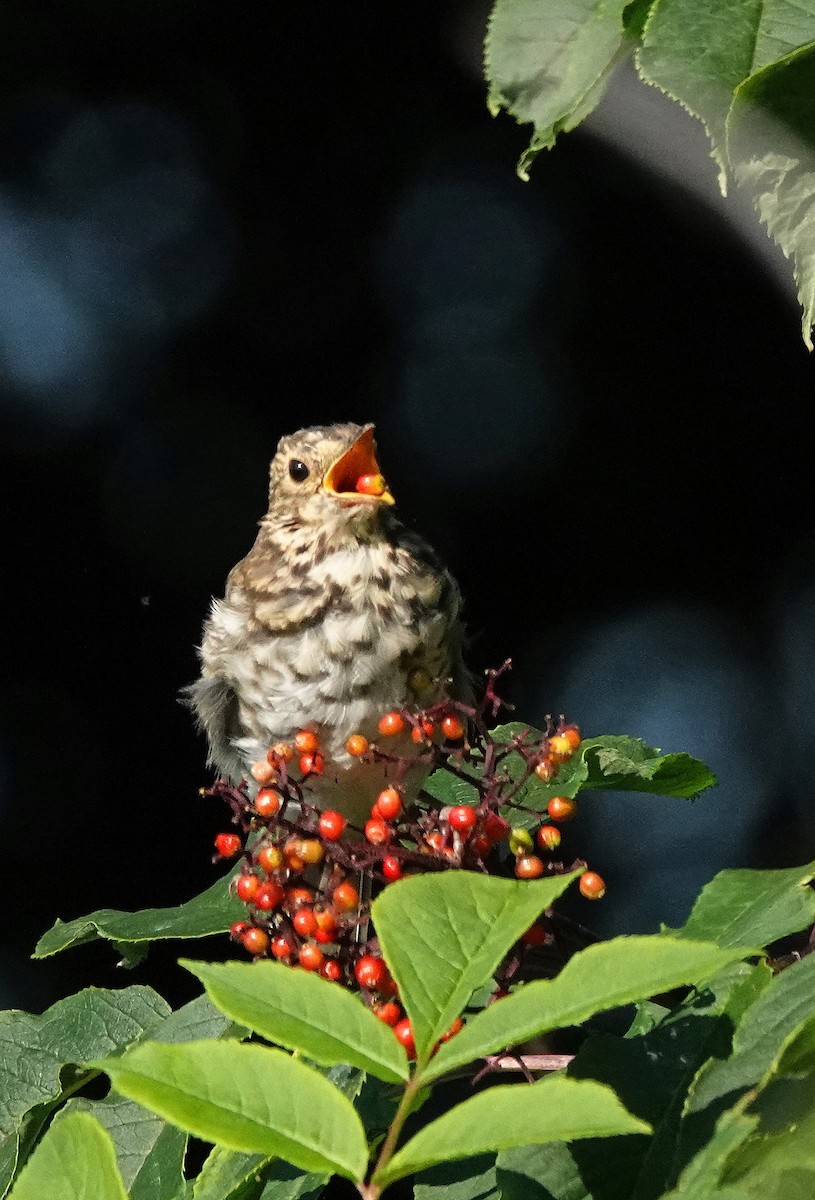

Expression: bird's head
xmin=266 ymin=423 xmax=395 ymax=535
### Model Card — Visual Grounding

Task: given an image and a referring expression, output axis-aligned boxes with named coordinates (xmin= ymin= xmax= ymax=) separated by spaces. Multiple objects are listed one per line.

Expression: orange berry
xmin=536 ymin=824 xmax=562 ymax=852
xmin=547 ymin=796 xmax=577 ymax=822
xmin=318 ymin=810 xmax=346 ymax=841
xmin=441 ymin=713 xmax=465 ymax=741
xmin=515 ymin=854 xmax=545 ymax=879
xmin=314 ymin=907 xmax=338 ymax=936
xmin=345 ymin=733 xmax=369 ymax=757
xmin=241 ymin=927 xmax=269 ymax=956
xmin=580 ymin=871 xmax=606 ymax=900
xmin=284 ymin=885 xmax=315 ymax=910
xmin=270 ymin=741 xmax=294 ymax=764
xmin=293 ymin=907 xmax=318 ymax=937
xmin=333 ymin=881 xmax=360 ymax=911
xmin=236 ymin=873 xmax=260 ymax=903
xmin=424 ymin=830 xmax=445 ymax=854
xmin=255 ymin=881 xmax=285 ymax=911
xmin=294 ymin=729 xmax=320 ymax=754
xmin=561 ymin=725 xmax=582 ymax=751
xmin=271 ymin=934 xmax=294 ymax=961
xmin=298 ymin=944 xmax=324 ymax=972
xmin=355 ymin=472 xmax=386 ymax=496
xmin=365 ymin=817 xmax=390 ymax=845
xmin=374 ymin=1001 xmax=402 ymax=1026
xmin=378 ymin=711 xmax=405 ymax=737
xmin=320 ymin=959 xmax=343 ymax=982
xmin=375 ymin=787 xmax=403 ymax=821
xmin=441 ymin=1017 xmax=464 ymax=1042
xmin=292 ymin=838 xmax=325 ymax=866
xmin=254 ymin=788 xmax=281 ymax=819
xmin=548 ymin=734 xmax=574 ymax=763
xmin=214 ymin=833 xmax=241 ymax=858
xmin=257 ymin=843 xmax=283 ymax=872
xmin=535 ymin=757 xmax=557 ymax=783
xmin=251 ymin=759 xmax=276 ymax=784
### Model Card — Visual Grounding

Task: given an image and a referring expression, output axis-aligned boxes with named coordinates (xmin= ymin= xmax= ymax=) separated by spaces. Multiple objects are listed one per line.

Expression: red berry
xmin=345 ymin=733 xmax=369 ymax=757
xmin=411 ymin=718 xmax=436 ymax=744
xmin=318 ymin=810 xmax=346 ymax=841
xmin=393 ymin=1018 xmax=416 ymax=1057
xmin=236 ymin=873 xmax=260 ymax=903
xmin=535 ymin=757 xmax=557 ymax=783
xmin=441 ymin=1017 xmax=464 ymax=1042
xmin=354 ymin=954 xmax=388 ymax=991
xmin=293 ymin=907 xmax=318 ymax=937
xmin=365 ymin=817 xmax=390 ymax=845
xmin=448 ymin=805 xmax=477 ymax=833
xmin=298 ymin=944 xmax=324 ymax=971
xmin=470 ymin=832 xmax=492 ymax=857
xmin=314 ymin=928 xmax=336 ymax=945
xmin=254 ymin=788 xmax=281 ymax=819
xmin=320 ymin=959 xmax=343 ymax=982
xmin=251 ymin=759 xmax=277 ymax=784
xmin=424 ymin=830 xmax=445 ymax=853
xmin=241 ymin=927 xmax=269 ymax=956
xmin=214 ymin=832 xmax=241 ymax=858
xmin=356 ymin=472 xmax=387 ymax=496
xmin=229 ymin=921 xmax=249 ymax=939
xmin=522 ymin=922 xmax=551 ymax=946
xmin=378 ymin=711 xmax=405 ymax=737
xmin=314 ymin=908 xmax=338 ymax=936
xmin=299 ymin=752 xmax=324 ymax=776
xmin=580 ymin=871 xmax=606 ymax=900
xmin=536 ymin=824 xmax=562 ymax=852
xmin=483 ymin=812 xmax=510 ymax=843
xmin=333 ymin=881 xmax=360 ymax=911
xmin=257 ymin=844 xmax=283 ymax=872
xmin=271 ymin=934 xmax=294 ymax=961
xmin=285 ymin=885 xmax=314 ymax=910
xmin=375 ymin=1001 xmax=402 ymax=1026
xmin=547 ymin=796 xmax=577 ymax=822
xmin=254 ymin=881 xmax=285 ymax=911
xmin=515 ymin=854 xmax=545 ymax=879
xmin=375 ymin=787 xmax=403 ymax=821
xmin=441 ymin=713 xmax=465 ymax=741
xmin=270 ymin=741 xmax=294 ymax=764
xmin=294 ymin=729 xmax=320 ymax=754
xmin=382 ymin=855 xmax=403 ymax=882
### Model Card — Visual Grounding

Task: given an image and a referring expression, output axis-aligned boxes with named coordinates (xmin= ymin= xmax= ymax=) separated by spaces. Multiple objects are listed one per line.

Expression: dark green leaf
xmin=423 ymin=935 xmax=748 ymax=1084
xmin=183 ymin=960 xmax=408 ymax=1082
xmin=414 ymin=1155 xmax=501 ymax=1200
xmin=68 ymin=1095 xmax=185 ymax=1200
xmin=372 ymin=870 xmax=579 ymax=1063
xmin=374 ymin=1076 xmax=649 ymax=1188
xmin=97 ymin=1040 xmax=368 ymax=1181
xmin=34 ymin=872 xmax=243 ymax=960
xmin=674 ymin=859 xmax=815 ymax=948
xmin=191 ymin=1147 xmax=326 ymax=1200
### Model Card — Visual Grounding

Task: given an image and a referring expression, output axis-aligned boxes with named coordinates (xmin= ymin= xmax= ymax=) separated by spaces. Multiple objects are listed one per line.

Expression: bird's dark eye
xmin=288 ymin=459 xmax=310 ymax=483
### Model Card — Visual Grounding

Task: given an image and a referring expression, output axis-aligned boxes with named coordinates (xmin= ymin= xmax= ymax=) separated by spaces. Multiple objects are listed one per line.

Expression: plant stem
xmin=357 ymin=1072 xmax=423 ymax=1200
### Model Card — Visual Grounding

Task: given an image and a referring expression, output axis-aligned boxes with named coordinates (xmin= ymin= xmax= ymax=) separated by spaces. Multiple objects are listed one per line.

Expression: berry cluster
xmin=206 ymin=664 xmax=606 ymax=1050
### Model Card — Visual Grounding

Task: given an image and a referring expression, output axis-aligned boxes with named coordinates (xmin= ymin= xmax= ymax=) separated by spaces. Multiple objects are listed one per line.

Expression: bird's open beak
xmin=323 ymin=426 xmax=395 ymax=505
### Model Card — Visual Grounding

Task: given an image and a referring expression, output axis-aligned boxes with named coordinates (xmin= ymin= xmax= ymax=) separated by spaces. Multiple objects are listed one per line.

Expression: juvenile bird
xmin=186 ymin=422 xmax=467 ymax=822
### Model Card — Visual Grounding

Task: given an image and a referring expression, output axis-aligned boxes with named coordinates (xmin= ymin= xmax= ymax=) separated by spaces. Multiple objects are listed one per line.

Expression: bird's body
xmin=187 ymin=423 xmax=466 ymax=821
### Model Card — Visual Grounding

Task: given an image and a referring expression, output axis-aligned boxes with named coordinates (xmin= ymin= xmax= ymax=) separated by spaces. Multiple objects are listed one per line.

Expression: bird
xmin=185 ymin=422 xmax=468 ymax=823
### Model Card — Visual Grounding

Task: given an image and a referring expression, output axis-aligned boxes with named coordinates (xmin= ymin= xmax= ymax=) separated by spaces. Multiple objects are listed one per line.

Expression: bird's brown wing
xmin=181 ymin=671 xmax=246 ymax=783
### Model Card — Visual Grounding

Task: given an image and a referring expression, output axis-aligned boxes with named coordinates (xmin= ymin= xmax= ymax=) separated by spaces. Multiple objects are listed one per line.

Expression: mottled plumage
xmin=186 ymin=423 xmax=467 ymax=820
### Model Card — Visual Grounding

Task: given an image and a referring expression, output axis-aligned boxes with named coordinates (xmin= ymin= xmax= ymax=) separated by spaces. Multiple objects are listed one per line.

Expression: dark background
xmin=2 ymin=0 xmax=815 ymax=1013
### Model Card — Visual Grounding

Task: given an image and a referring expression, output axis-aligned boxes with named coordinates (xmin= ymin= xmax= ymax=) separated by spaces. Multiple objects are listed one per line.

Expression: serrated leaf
xmin=97 ymin=1040 xmax=368 ymax=1181
xmin=68 ymin=1095 xmax=186 ymax=1200
xmin=674 ymin=859 xmax=815 ymax=948
xmin=374 ymin=1075 xmax=650 ymax=1188
xmin=729 ymin=42 xmax=815 ymax=348
xmin=183 ymin=960 xmax=408 ymax=1083
xmin=192 ymin=1147 xmax=325 ymax=1200
xmin=373 ymin=870 xmax=579 ymax=1063
xmin=0 ymin=1135 xmax=17 ymax=1200
xmin=0 ymin=985 xmax=170 ymax=1138
xmin=485 ymin=0 xmax=637 ymax=178
xmin=686 ymin=952 xmax=815 ymax=1127
xmin=423 ymin=935 xmax=748 ymax=1084
xmin=151 ymin=993 xmax=247 ymax=1045
xmin=7 ymin=1110 xmax=128 ymax=1200
xmin=34 ymin=871 xmax=243 ymax=960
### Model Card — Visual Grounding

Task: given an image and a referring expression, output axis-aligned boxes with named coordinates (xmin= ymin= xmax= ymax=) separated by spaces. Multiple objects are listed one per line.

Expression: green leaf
xmin=34 ymin=872 xmax=243 ymax=960
xmin=688 ymin=952 xmax=815 ymax=1118
xmin=674 ymin=859 xmax=815 ymax=948
xmin=485 ymin=0 xmax=637 ymax=178
xmin=7 ymin=1110 xmax=128 ymax=1200
xmin=414 ymin=1155 xmax=501 ymax=1200
xmin=68 ymin=1095 xmax=185 ymax=1200
xmin=372 ymin=870 xmax=579 ymax=1063
xmin=0 ymin=1136 xmax=17 ymax=1200
xmin=192 ymin=1147 xmax=325 ymax=1200
xmin=659 ymin=1106 xmax=757 ymax=1200
xmin=0 ymin=985 xmax=170 ymax=1138
xmin=97 ymin=1040 xmax=368 ymax=1181
xmin=729 ymin=43 xmax=815 ymax=349
xmin=374 ymin=1075 xmax=650 ymax=1188
xmin=423 ymin=935 xmax=748 ymax=1084
xmin=183 ymin=960 xmax=408 ymax=1083
xmin=151 ymin=994 xmax=247 ymax=1045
